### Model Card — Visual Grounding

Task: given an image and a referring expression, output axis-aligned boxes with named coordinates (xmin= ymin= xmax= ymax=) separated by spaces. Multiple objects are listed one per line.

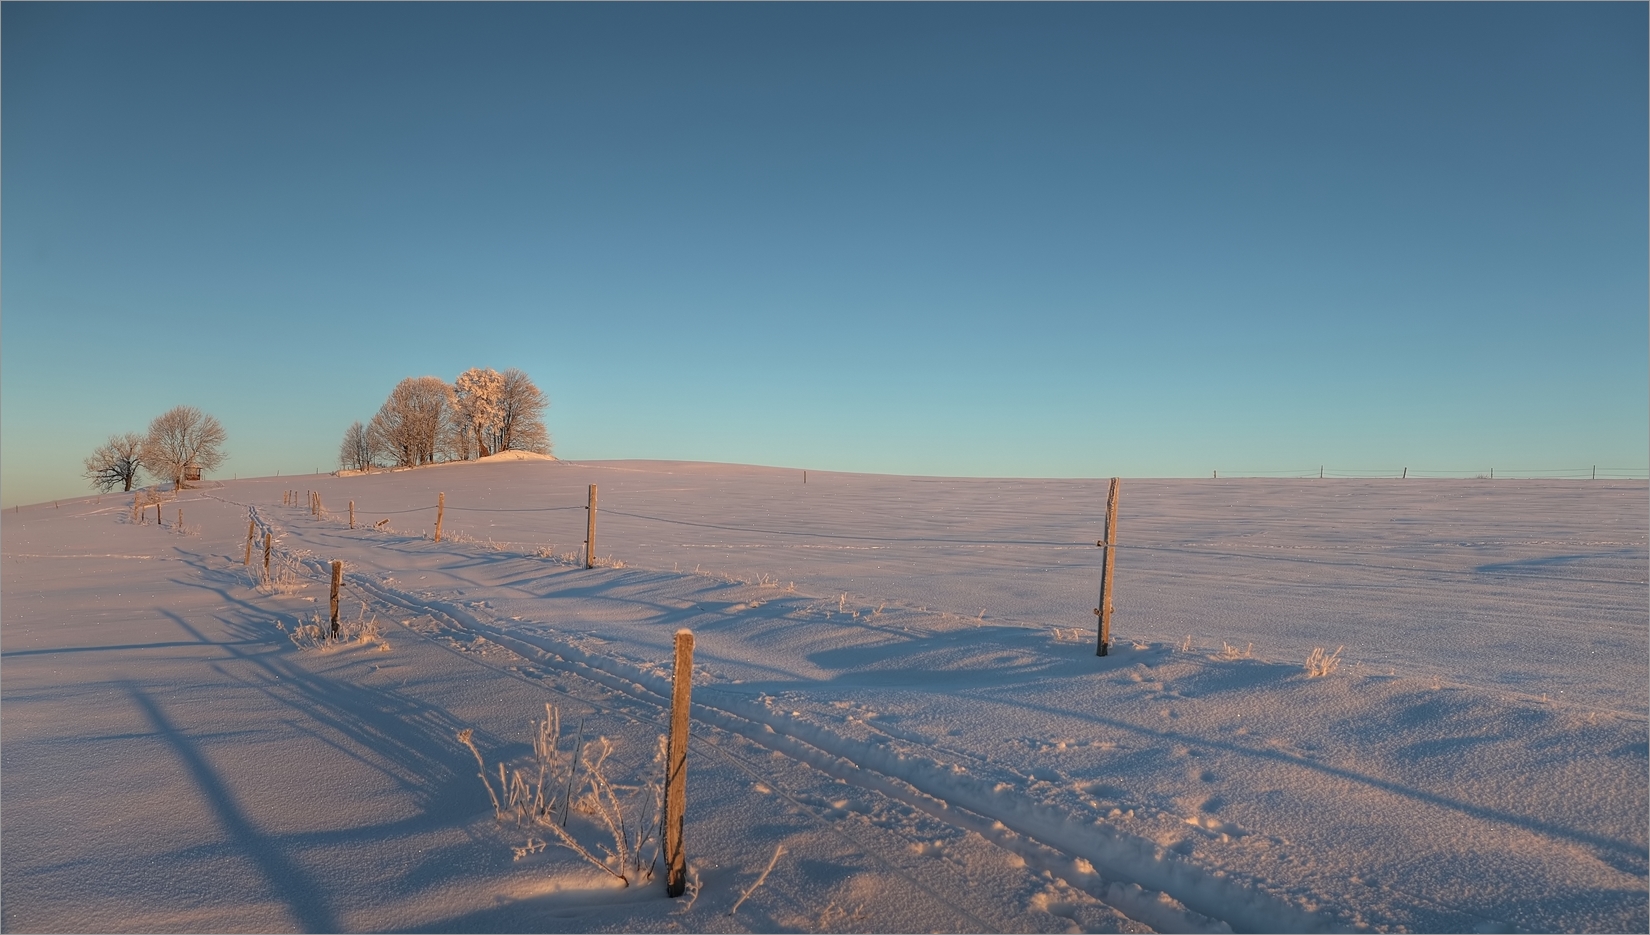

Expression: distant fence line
xmin=1210 ymin=467 xmax=1647 ymax=480
xmin=264 ymin=473 xmax=1650 ymax=564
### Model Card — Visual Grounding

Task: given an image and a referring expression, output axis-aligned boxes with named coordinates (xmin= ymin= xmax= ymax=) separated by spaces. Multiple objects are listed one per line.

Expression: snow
xmin=476 ymin=450 xmax=557 ymax=463
xmin=3 ymin=460 xmax=1644 ymax=933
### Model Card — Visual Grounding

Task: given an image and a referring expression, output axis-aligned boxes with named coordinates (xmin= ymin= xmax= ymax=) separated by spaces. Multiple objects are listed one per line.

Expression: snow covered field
xmin=3 ymin=459 xmax=1645 ymax=933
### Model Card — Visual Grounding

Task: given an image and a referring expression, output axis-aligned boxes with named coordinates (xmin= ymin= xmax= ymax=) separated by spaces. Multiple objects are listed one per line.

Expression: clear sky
xmin=3 ymin=3 xmax=1645 ymax=507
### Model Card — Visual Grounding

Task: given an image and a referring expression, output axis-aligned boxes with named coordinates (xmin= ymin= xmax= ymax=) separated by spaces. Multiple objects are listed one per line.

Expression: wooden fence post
xmin=349 ymin=500 xmax=355 ymax=529
xmin=1402 ymin=467 xmax=1407 ymax=479
xmin=177 ymin=509 xmax=182 ymax=530
xmin=664 ymin=629 xmax=695 ymax=897
xmin=585 ymin=484 xmax=598 ymax=569
xmin=329 ymin=561 xmax=343 ymax=638
xmin=1095 ymin=478 xmax=1120 ymax=657
xmin=245 ymin=521 xmax=255 ymax=565
xmin=263 ymin=532 xmax=272 ymax=583
xmin=435 ymin=492 xmax=444 ymax=542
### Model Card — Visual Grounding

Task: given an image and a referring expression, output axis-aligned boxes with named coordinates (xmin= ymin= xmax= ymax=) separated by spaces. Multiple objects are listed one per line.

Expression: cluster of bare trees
xmin=341 ymin=368 xmax=550 ymax=471
xmin=84 ymin=406 xmax=228 ymax=493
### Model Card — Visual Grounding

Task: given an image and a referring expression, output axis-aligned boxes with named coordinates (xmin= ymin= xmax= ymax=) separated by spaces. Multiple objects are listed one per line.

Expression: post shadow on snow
xmin=1475 ymin=548 xmax=1645 ymax=578
xmin=966 ymin=680 xmax=1648 ymax=868
xmin=0 ymin=636 xmax=270 ymax=658
xmin=119 ymin=680 xmax=340 ymax=933
xmin=142 ymin=604 xmax=602 ymax=905
xmin=151 ymin=558 xmax=515 ymax=831
xmin=158 ymin=549 xmax=652 ymax=841
xmin=153 ymin=605 xmax=487 ymax=838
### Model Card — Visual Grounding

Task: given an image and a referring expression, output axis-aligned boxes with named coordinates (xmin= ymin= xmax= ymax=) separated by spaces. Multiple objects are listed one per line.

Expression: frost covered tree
xmin=449 ymin=367 xmax=550 ymax=457
xmin=453 ymin=367 xmax=505 ymax=459
xmin=366 ymin=376 xmax=460 ymax=468
xmin=493 ymin=368 xmax=551 ymax=455
xmin=83 ymin=432 xmax=149 ymax=492
xmin=144 ymin=406 xmax=227 ymax=490
xmin=338 ymin=421 xmax=375 ymax=471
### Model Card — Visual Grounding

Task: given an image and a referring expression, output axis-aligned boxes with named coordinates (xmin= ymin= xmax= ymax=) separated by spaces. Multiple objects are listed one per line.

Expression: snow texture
xmin=3 ymin=460 xmax=1644 ymax=933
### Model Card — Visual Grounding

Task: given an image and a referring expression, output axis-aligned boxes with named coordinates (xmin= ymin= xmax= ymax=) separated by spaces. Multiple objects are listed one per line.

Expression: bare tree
xmin=84 ymin=432 xmax=149 ymax=492
xmin=366 ymin=376 xmax=459 ymax=468
xmin=493 ymin=368 xmax=551 ymax=455
xmin=145 ymin=406 xmax=227 ymax=490
xmin=453 ymin=367 xmax=504 ymax=459
xmin=338 ymin=421 xmax=375 ymax=471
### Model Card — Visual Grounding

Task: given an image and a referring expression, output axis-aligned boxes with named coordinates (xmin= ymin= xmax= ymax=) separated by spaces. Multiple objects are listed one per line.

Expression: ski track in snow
xmin=323 ymin=559 xmax=1258 ymax=934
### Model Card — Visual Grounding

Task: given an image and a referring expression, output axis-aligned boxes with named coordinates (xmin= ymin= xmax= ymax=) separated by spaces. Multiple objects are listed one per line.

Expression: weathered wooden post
xmin=329 ymin=561 xmax=343 ymax=639
xmin=1094 ymin=477 xmax=1120 ymax=657
xmin=585 ymin=484 xmax=598 ymax=569
xmin=435 ymin=492 xmax=445 ymax=542
xmin=664 ymin=628 xmax=695 ymax=897
xmin=349 ymin=500 xmax=355 ymax=529
xmin=245 ymin=521 xmax=255 ymax=565
xmin=1402 ymin=467 xmax=1407 ymax=479
xmin=262 ymin=532 xmax=272 ymax=583
xmin=176 ymin=508 xmax=183 ymax=529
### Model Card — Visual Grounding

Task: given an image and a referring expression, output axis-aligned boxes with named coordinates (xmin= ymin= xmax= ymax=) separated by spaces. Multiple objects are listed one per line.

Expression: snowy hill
xmin=3 ymin=460 xmax=1644 ymax=932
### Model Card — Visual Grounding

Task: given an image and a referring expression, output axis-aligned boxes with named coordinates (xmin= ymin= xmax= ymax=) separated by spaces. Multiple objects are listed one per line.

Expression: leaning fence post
xmin=1095 ymin=477 xmax=1120 ymax=657
xmin=349 ymin=500 xmax=355 ymax=529
xmin=245 ymin=520 xmax=255 ymax=565
xmin=585 ymin=484 xmax=598 ymax=569
xmin=435 ymin=492 xmax=445 ymax=542
xmin=664 ymin=628 xmax=695 ymax=897
xmin=263 ymin=532 xmax=272 ymax=583
xmin=329 ymin=561 xmax=343 ymax=638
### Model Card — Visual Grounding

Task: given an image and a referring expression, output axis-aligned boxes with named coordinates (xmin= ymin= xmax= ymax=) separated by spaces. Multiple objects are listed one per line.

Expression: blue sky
xmin=3 ymin=2 xmax=1645 ymax=506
